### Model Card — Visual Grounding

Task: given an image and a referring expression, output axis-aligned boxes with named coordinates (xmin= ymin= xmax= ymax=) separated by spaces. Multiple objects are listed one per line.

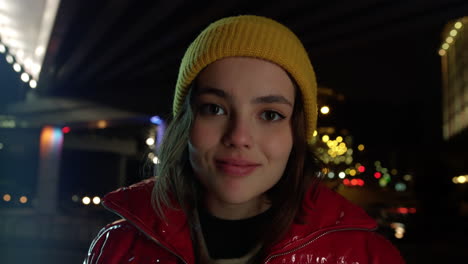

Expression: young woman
xmin=85 ymin=15 xmax=405 ymax=264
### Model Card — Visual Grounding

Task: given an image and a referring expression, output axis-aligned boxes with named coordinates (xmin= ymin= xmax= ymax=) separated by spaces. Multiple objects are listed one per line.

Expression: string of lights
xmin=438 ymin=18 xmax=465 ymax=56
xmin=0 ymin=39 xmax=37 ymax=88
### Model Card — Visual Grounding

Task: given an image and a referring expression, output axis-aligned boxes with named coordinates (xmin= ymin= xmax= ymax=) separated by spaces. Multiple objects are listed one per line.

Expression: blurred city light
xmin=438 ymin=49 xmax=446 ymax=56
xmin=455 ymin=21 xmax=463 ymax=29
xmin=0 ymin=142 xmax=3 ymax=149
xmin=327 ymin=172 xmax=335 ymax=179
xmin=62 ymin=126 xmax=71 ymax=134
xmin=343 ymin=178 xmax=364 ymax=187
xmin=450 ymin=29 xmax=458 ymax=37
xmin=6 ymin=54 xmax=13 ymax=63
xmin=320 ymin=106 xmax=330 ymax=114
xmin=39 ymin=126 xmax=63 ymax=157
xmin=152 ymin=156 xmax=160 ymax=164
xmin=383 ymin=173 xmax=391 ymax=181
xmin=29 ymin=79 xmax=37 ymax=88
xmin=82 ymin=196 xmax=91 ymax=205
xmin=146 ymin=137 xmax=155 ymax=146
xmin=374 ymin=172 xmax=382 ymax=179
xmin=358 ymin=165 xmax=365 ymax=173
xmin=3 ymin=194 xmax=11 ymax=202
xmin=97 ymin=120 xmax=107 ymax=129
xmin=313 ymin=130 xmax=318 ymax=137
xmin=72 ymin=195 xmax=79 ymax=202
xmin=92 ymin=196 xmax=101 ymax=205
xmin=19 ymin=196 xmax=27 ymax=203
xmin=446 ymin=36 xmax=454 ymax=43
xmin=459 ymin=176 xmax=467 ymax=183
xmin=13 ymin=62 xmax=21 ymax=72
xmin=322 ymin=135 xmax=329 ymax=142
xmin=20 ymin=72 xmax=30 ymax=82
xmin=357 ymin=144 xmax=365 ymax=151
xmin=395 ymin=182 xmax=407 ymax=192
xmin=457 ymin=175 xmax=467 ymax=184
xmin=391 ymin=222 xmax=406 ymax=239
xmin=379 ymin=178 xmax=388 ymax=187
xmin=349 ymin=169 xmax=356 ymax=176
xmin=338 ymin=172 xmax=346 ymax=179
xmin=442 ymin=43 xmax=449 ymax=50
xmin=150 ymin=115 xmax=162 ymax=125
xmin=0 ymin=44 xmax=5 ymax=53
xmin=391 ymin=169 xmax=398 ymax=175
xmin=452 ymin=175 xmax=468 ymax=184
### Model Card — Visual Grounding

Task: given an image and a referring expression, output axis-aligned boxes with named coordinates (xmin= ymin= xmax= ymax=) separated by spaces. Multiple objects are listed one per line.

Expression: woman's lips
xmin=215 ymin=158 xmax=260 ymax=177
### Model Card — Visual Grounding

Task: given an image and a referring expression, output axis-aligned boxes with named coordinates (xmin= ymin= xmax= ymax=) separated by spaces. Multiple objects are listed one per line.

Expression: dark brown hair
xmin=152 ymin=80 xmax=323 ymax=262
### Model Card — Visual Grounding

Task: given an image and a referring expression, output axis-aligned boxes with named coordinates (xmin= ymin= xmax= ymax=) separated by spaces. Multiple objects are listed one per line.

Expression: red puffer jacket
xmin=84 ymin=179 xmax=405 ymax=263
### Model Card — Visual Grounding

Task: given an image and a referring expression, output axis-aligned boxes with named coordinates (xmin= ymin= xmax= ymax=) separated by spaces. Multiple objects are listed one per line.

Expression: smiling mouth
xmin=215 ymin=159 xmax=260 ymax=177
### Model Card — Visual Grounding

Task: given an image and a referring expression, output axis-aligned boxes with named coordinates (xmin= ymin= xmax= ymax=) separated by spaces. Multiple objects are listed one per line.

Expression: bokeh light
xmin=338 ymin=172 xmax=346 ymax=179
xmin=92 ymin=196 xmax=101 ymax=205
xmin=19 ymin=196 xmax=28 ymax=203
xmin=29 ymin=79 xmax=37 ymax=88
xmin=82 ymin=196 xmax=91 ymax=205
xmin=3 ymin=194 xmax=11 ymax=202
xmin=146 ymin=138 xmax=155 ymax=146
xmin=320 ymin=106 xmax=330 ymax=114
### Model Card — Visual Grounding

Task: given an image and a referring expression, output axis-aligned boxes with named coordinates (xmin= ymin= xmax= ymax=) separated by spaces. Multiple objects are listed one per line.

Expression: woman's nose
xmin=222 ymin=116 xmax=253 ymax=149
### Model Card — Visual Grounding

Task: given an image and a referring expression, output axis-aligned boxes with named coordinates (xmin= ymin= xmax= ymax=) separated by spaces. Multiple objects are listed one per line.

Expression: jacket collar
xmin=102 ymin=178 xmax=195 ymax=264
xmin=269 ymin=183 xmax=377 ymax=253
xmin=102 ymin=178 xmax=377 ymax=261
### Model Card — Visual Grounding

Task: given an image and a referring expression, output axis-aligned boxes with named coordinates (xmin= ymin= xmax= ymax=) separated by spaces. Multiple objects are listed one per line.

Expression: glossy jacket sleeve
xmin=83 ymin=221 xmax=138 ymax=264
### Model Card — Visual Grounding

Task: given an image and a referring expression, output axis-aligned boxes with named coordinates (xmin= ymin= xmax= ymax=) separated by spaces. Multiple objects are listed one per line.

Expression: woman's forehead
xmin=196 ymin=57 xmax=295 ymax=99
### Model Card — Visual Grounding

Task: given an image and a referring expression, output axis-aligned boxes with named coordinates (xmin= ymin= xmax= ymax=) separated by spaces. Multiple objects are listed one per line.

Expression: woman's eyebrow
xmin=194 ymin=86 xmax=226 ymax=98
xmin=252 ymin=95 xmax=293 ymax=107
xmin=195 ymin=86 xmax=292 ymax=107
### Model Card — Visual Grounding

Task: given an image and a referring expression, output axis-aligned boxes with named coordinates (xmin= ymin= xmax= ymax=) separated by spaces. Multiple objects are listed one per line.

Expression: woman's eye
xmin=199 ymin=104 xmax=225 ymax=115
xmin=260 ymin=110 xmax=285 ymax=121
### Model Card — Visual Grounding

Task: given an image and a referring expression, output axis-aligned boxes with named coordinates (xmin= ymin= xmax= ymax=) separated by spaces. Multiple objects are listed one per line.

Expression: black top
xmin=198 ymin=207 xmax=272 ymax=259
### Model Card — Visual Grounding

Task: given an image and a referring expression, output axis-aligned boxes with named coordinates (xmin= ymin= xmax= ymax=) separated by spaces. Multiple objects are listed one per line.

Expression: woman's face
xmin=188 ymin=57 xmax=295 ymax=219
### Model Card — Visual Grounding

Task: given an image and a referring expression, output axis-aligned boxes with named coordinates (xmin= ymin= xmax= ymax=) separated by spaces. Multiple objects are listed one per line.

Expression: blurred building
xmin=0 ymin=2 xmax=164 ymax=261
xmin=438 ymin=16 xmax=468 ymax=217
xmin=440 ymin=17 xmax=468 ymax=142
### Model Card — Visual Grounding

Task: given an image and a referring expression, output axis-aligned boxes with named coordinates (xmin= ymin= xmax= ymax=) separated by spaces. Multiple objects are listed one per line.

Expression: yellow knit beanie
xmin=174 ymin=15 xmax=318 ymax=145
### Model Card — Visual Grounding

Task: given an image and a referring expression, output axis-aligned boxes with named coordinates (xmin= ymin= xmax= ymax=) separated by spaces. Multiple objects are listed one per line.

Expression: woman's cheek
xmin=262 ymin=126 xmax=293 ymax=158
xmin=190 ymin=118 xmax=222 ymax=150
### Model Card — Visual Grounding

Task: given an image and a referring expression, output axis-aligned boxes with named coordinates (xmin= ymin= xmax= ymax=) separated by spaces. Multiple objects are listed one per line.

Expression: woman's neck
xmin=203 ymin=195 xmax=271 ymax=220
